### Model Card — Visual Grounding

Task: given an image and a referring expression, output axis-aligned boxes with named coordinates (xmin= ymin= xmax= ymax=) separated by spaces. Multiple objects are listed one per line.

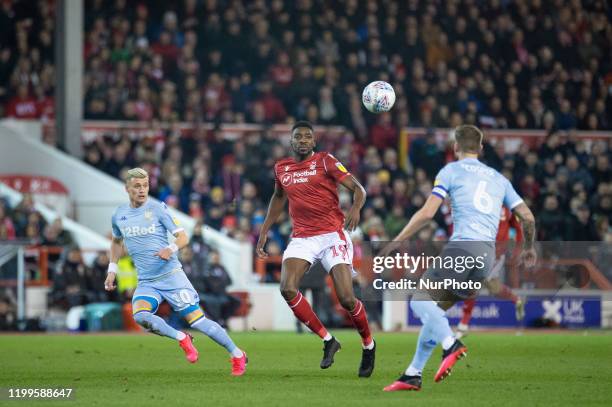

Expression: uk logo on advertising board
xmin=407 ymin=296 xmax=601 ymax=328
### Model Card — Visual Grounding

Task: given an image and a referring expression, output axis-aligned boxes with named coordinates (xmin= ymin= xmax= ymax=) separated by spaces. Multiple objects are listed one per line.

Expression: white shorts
xmin=282 ymin=230 xmax=354 ymax=273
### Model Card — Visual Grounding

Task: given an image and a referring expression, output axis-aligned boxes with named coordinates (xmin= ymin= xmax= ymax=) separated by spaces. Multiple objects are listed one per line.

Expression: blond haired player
xmin=104 ymin=168 xmax=247 ymax=375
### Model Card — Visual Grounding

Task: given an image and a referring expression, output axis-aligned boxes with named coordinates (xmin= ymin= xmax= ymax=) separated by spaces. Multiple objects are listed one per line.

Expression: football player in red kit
xmin=256 ymin=121 xmax=376 ymax=377
xmin=456 ymin=206 xmax=525 ymax=338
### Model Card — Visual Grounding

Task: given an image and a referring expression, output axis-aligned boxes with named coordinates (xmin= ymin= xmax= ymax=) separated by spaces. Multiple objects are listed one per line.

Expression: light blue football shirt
xmin=111 ymin=199 xmax=184 ymax=281
xmin=431 ymin=158 xmax=523 ymax=241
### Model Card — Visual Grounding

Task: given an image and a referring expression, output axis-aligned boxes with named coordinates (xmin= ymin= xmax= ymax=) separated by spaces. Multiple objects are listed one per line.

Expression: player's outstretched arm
xmin=105 ymin=236 xmax=123 ymax=291
xmin=393 ymin=194 xmax=442 ymax=242
xmin=512 ymin=203 xmax=536 ymax=245
xmin=381 ymin=195 xmax=443 ymax=256
xmin=512 ymin=202 xmax=537 ymax=268
xmin=339 ymin=175 xmax=366 ymax=231
xmin=256 ymin=183 xmax=287 ymax=258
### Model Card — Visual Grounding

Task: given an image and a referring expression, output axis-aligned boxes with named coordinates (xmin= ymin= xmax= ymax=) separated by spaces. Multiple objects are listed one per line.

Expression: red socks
xmin=349 ymin=300 xmax=373 ymax=346
xmin=287 ymin=293 xmax=373 ymax=346
xmin=286 ymin=292 xmax=329 ymax=339
xmin=497 ymin=284 xmax=519 ymax=303
xmin=461 ymin=299 xmax=476 ymax=326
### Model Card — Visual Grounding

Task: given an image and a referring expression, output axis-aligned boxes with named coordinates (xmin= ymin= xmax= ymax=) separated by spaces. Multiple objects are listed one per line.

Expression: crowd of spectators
xmin=2 ymin=193 xmax=55 ymax=244
xmin=0 ymin=193 xmax=118 ymax=313
xmin=79 ymin=0 xmax=611 ymax=130
xmin=0 ymin=0 xmax=55 ymax=120
xmin=1 ymin=0 xmax=611 ymax=131
xmin=83 ymin=124 xmax=612 ymax=263
xmin=1 ymin=1 xmax=611 ymax=291
xmin=76 ymin=0 xmax=612 ymax=269
xmin=77 ymin=0 xmax=611 ymax=131
xmin=0 ymin=193 xmax=240 ymax=328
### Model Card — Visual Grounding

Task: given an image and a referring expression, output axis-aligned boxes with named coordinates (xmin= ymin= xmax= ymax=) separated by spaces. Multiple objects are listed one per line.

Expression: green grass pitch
xmin=1 ymin=330 xmax=611 ymax=406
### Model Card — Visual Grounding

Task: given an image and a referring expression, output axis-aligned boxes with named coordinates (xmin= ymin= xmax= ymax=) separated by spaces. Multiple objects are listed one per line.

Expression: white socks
xmin=323 ymin=333 xmax=333 ymax=341
xmin=406 ymin=366 xmax=422 ymax=377
xmin=441 ymin=335 xmax=456 ymax=350
xmin=176 ymin=331 xmax=187 ymax=341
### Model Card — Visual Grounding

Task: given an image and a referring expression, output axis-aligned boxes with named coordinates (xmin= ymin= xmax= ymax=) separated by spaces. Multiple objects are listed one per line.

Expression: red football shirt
xmin=274 ymin=151 xmax=351 ymax=237
xmin=496 ymin=206 xmax=523 ymax=242
xmin=496 ymin=206 xmax=523 ymax=258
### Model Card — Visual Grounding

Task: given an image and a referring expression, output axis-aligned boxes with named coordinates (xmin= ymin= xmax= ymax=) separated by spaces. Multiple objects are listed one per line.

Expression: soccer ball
xmin=362 ymin=81 xmax=396 ymax=113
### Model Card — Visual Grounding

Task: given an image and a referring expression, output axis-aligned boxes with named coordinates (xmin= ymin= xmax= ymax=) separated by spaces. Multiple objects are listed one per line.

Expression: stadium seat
xmin=228 ymin=291 xmax=252 ymax=331
xmin=83 ymin=303 xmax=123 ymax=331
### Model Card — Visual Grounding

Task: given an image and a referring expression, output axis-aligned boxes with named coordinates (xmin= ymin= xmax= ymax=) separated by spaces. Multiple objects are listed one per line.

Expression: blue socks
xmin=406 ymin=300 xmax=455 ymax=375
xmin=134 ymin=311 xmax=243 ymax=358
xmin=133 ymin=311 xmax=183 ymax=340
xmin=191 ymin=317 xmax=243 ymax=358
xmin=406 ymin=324 xmax=437 ymax=375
